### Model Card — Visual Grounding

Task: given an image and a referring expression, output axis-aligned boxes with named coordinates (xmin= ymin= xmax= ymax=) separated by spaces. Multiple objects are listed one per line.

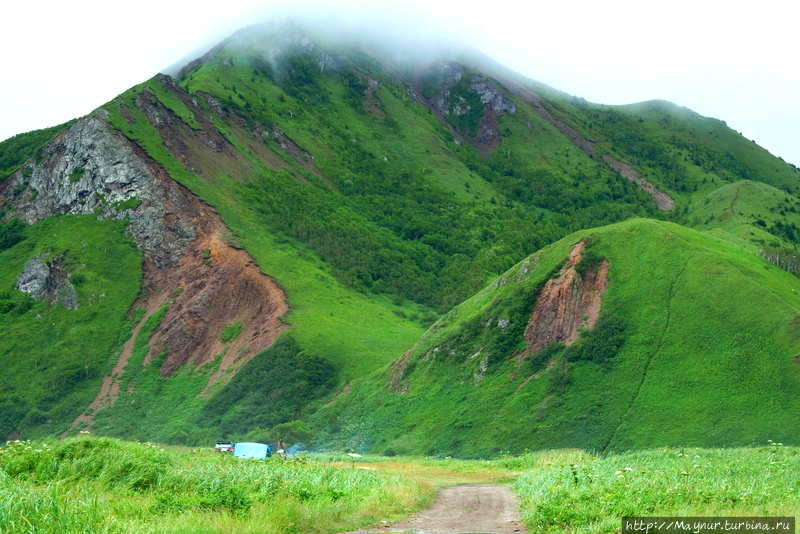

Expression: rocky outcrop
xmin=469 ymin=74 xmax=516 ymax=115
xmin=524 ymin=241 xmax=609 ymax=354
xmin=2 ymin=112 xmax=195 ymax=268
xmin=424 ymin=62 xmax=515 ymax=152
xmin=0 ymin=89 xmax=291 ymax=429
xmin=15 ymin=254 xmax=79 ymax=310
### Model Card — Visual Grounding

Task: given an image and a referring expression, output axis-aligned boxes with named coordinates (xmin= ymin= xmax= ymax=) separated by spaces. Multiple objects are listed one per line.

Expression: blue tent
xmin=233 ymin=442 xmax=271 ymax=459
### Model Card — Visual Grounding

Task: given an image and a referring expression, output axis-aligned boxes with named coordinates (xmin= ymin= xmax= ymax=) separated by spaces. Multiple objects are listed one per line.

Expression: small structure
xmin=233 ymin=442 xmax=271 ymax=459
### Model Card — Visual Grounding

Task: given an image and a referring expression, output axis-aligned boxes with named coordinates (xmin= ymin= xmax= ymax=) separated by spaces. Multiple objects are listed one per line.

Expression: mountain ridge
xmin=1 ymin=20 xmax=799 ymax=452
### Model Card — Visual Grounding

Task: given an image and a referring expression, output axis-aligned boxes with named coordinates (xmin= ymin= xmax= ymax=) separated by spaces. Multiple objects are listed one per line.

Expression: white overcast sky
xmin=2 ymin=0 xmax=797 ymax=166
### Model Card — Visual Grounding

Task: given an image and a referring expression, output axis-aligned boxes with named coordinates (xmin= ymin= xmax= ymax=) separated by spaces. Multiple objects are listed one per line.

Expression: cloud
xmin=1 ymin=0 xmax=797 ymax=165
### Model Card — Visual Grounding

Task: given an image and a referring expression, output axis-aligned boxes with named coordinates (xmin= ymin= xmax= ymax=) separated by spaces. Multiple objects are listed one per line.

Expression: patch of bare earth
xmin=141 ymin=199 xmax=289 ymax=383
xmin=499 ymin=79 xmax=675 ymax=212
xmin=602 ymin=155 xmax=675 ymax=211
xmin=340 ymin=484 xmax=526 ymax=534
xmin=389 ymin=350 xmax=413 ymax=393
xmin=70 ymin=172 xmax=289 ymax=433
xmin=523 ymin=241 xmax=609 ymax=354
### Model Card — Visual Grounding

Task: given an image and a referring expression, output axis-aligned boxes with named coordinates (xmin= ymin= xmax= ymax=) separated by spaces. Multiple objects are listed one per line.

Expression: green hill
xmin=1 ymin=20 xmax=799 ymax=451
xmin=315 ymin=219 xmax=800 ymax=457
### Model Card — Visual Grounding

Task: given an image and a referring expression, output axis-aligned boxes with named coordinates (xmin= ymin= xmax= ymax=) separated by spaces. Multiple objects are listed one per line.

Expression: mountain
xmin=0 ymin=20 xmax=798 ymax=449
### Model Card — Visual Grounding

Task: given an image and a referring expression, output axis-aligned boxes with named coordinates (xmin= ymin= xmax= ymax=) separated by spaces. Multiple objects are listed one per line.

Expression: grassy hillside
xmin=1 ymin=21 xmax=800 ymax=448
xmin=0 ymin=215 xmax=142 ymax=439
xmin=315 ymin=219 xmax=800 ymax=456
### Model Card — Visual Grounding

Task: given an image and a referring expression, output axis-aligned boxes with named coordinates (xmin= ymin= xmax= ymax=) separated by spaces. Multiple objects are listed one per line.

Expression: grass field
xmin=0 ymin=435 xmax=429 ymax=534
xmin=1 ymin=436 xmax=797 ymax=534
xmin=516 ymin=443 xmax=800 ymax=533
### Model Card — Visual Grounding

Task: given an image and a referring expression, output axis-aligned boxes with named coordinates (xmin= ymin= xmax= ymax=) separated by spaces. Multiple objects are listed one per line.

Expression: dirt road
xmin=342 ymin=483 xmax=527 ymax=534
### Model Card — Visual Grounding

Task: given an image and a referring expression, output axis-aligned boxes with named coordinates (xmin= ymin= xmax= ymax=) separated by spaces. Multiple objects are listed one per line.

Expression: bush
xmin=0 ymin=217 xmax=25 ymax=251
xmin=565 ymin=313 xmax=625 ymax=364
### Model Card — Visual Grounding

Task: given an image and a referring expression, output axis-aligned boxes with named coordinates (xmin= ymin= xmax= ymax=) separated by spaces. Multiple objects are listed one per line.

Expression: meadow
xmin=0 ymin=435 xmax=428 ymax=534
xmin=1 ymin=435 xmax=798 ymax=534
xmin=515 ymin=443 xmax=800 ymax=532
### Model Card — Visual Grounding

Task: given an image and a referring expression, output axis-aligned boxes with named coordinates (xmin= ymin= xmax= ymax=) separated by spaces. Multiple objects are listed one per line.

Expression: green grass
xmin=2 ymin=436 xmax=798 ymax=534
xmin=316 ymin=219 xmax=800 ymax=457
xmin=221 ymin=320 xmax=243 ymax=342
xmin=0 ymin=435 xmax=430 ymax=534
xmin=0 ymin=215 xmax=142 ymax=439
xmin=516 ymin=443 xmax=800 ymax=532
xmin=686 ymin=179 xmax=800 ymax=250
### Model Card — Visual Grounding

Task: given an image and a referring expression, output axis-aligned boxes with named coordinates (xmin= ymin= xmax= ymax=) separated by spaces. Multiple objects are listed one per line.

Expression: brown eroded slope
xmin=524 ymin=241 xmax=609 ymax=354
xmin=140 ymin=198 xmax=289 ymax=379
xmin=71 ymin=148 xmax=289 ymax=431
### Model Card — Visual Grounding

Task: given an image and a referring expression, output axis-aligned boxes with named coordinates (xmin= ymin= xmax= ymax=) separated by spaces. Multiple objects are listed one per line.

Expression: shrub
xmin=0 ymin=217 xmax=25 ymax=251
xmin=221 ymin=320 xmax=243 ymax=342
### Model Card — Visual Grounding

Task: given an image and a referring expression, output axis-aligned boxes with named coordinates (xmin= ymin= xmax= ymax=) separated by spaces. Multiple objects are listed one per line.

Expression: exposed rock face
xmin=602 ymin=155 xmax=676 ymax=211
xmin=424 ymin=63 xmax=515 ymax=152
xmin=15 ymin=254 xmax=79 ymax=310
xmin=431 ymin=61 xmax=466 ymax=87
xmin=469 ymin=74 xmax=516 ymax=115
xmin=0 ymin=88 xmax=291 ymax=429
xmin=15 ymin=256 xmax=50 ymax=301
xmin=524 ymin=241 xmax=609 ymax=354
xmin=3 ymin=112 xmax=195 ymax=268
xmin=140 ymin=203 xmax=290 ymax=378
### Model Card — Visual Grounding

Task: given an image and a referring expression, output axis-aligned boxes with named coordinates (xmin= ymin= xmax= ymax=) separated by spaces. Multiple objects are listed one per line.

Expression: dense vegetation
xmin=0 ymin=215 xmax=141 ymax=439
xmin=201 ymin=335 xmax=336 ymax=438
xmin=516 ymin=443 xmax=800 ymax=532
xmin=315 ymin=219 xmax=800 ymax=457
xmin=0 ymin=435 xmax=428 ymax=534
xmin=1 ymin=21 xmax=800 ymax=451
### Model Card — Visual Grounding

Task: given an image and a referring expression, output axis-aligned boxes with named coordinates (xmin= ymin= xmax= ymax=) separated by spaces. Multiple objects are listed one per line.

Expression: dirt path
xmin=342 ymin=484 xmax=527 ymax=534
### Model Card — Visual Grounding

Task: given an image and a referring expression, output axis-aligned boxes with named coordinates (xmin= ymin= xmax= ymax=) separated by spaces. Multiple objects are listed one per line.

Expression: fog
xmin=1 ymin=0 xmax=797 ymax=166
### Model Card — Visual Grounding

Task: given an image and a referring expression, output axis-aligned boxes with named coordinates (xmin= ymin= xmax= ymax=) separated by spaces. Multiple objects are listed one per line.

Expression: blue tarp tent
xmin=233 ymin=442 xmax=271 ymax=459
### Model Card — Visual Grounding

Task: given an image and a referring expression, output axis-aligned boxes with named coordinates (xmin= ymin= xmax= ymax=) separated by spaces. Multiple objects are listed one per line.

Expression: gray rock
xmin=15 ymin=254 xmax=80 ymax=309
xmin=57 ymin=280 xmax=79 ymax=310
xmin=2 ymin=111 xmax=196 ymax=268
xmin=469 ymin=74 xmax=516 ymax=115
xmin=15 ymin=257 xmax=50 ymax=301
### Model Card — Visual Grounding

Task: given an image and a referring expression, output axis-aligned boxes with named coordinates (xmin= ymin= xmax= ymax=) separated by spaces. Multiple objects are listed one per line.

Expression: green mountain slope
xmin=315 ymin=219 xmax=800 ymax=457
xmin=0 ymin=20 xmax=799 ymax=449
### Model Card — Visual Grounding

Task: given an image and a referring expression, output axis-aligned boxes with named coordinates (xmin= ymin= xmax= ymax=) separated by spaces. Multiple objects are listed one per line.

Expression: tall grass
xmin=515 ymin=443 xmax=800 ymax=533
xmin=0 ymin=436 xmax=430 ymax=534
xmin=0 ymin=471 xmax=112 ymax=534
